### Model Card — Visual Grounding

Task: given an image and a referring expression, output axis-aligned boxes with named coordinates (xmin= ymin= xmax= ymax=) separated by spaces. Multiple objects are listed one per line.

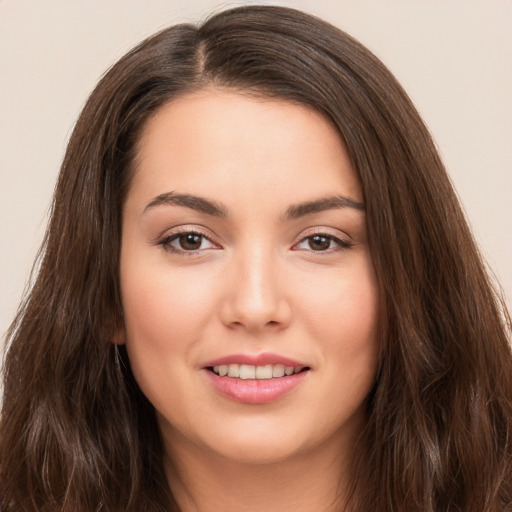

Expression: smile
xmin=210 ymin=364 xmax=307 ymax=379
xmin=203 ymin=354 xmax=311 ymax=404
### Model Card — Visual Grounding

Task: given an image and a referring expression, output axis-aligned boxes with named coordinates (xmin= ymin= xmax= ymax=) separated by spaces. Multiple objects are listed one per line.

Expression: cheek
xmin=295 ymin=257 xmax=380 ymax=382
xmin=300 ymin=259 xmax=379 ymax=338
xmin=120 ymin=258 xmax=219 ymax=346
xmin=119 ymin=256 xmax=222 ymax=413
xmin=335 ymin=275 xmax=379 ymax=344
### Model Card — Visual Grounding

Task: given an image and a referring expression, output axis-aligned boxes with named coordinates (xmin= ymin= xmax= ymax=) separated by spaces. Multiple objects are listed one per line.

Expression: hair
xmin=1 ymin=5 xmax=511 ymax=512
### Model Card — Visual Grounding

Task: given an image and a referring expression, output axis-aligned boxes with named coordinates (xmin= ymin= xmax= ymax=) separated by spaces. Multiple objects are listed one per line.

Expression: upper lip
xmin=203 ymin=352 xmax=307 ymax=368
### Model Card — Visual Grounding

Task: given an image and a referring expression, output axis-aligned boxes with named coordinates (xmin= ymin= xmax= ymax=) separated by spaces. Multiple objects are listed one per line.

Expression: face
xmin=119 ymin=88 xmax=380 ymax=466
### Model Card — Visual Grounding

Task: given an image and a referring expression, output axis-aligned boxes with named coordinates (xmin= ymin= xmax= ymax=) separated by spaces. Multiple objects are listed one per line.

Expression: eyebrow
xmin=283 ymin=195 xmax=365 ymax=220
xmin=143 ymin=192 xmax=365 ymax=219
xmin=144 ymin=192 xmax=229 ymax=217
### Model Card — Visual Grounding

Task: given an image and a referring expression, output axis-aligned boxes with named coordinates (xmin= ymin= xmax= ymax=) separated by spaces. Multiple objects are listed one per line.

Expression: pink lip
xmin=203 ymin=352 xmax=306 ymax=368
xmin=202 ymin=352 xmax=310 ymax=404
xmin=203 ymin=369 xmax=309 ymax=405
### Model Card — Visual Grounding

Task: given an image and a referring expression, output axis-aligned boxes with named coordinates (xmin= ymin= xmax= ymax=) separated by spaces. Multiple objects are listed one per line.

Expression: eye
xmin=159 ymin=231 xmax=218 ymax=253
xmin=293 ymin=233 xmax=352 ymax=252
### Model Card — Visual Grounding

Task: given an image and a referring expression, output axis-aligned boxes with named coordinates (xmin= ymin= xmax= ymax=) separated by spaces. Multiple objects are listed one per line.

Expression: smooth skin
xmin=118 ymin=88 xmax=380 ymax=512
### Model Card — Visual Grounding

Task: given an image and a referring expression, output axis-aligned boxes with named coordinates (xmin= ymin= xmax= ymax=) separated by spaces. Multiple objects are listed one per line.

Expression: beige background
xmin=1 ymin=0 xmax=511 ymax=343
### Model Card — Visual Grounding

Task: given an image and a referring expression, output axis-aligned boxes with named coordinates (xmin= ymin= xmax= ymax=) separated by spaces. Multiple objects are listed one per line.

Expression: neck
xmin=163 ymin=433 xmax=355 ymax=512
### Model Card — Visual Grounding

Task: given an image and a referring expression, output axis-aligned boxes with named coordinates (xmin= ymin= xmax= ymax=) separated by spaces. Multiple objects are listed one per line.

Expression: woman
xmin=1 ymin=5 xmax=511 ymax=511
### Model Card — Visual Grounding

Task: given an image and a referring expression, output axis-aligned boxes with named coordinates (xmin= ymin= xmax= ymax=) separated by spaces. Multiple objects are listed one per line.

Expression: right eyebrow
xmin=143 ymin=192 xmax=229 ymax=217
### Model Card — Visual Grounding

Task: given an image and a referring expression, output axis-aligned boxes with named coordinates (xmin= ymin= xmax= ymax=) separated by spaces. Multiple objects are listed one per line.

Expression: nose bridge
xmin=222 ymin=241 xmax=290 ymax=330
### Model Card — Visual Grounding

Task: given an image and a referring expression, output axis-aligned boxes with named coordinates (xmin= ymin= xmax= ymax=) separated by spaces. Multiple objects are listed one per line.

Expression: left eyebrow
xmin=282 ymin=195 xmax=365 ymax=220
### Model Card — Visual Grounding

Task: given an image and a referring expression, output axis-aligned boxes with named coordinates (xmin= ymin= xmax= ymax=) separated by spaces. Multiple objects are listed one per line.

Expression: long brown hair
xmin=1 ymin=5 xmax=511 ymax=511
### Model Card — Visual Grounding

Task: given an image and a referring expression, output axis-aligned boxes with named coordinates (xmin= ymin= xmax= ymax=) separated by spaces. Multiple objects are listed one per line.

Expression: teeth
xmin=227 ymin=364 xmax=239 ymax=377
xmin=255 ymin=365 xmax=273 ymax=379
xmin=211 ymin=363 xmax=305 ymax=379
xmin=272 ymin=364 xmax=285 ymax=378
xmin=239 ymin=364 xmax=256 ymax=380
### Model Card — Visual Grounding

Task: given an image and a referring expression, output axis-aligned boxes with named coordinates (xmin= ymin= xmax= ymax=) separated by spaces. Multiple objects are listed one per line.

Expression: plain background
xmin=1 ymin=0 xmax=511 ymax=344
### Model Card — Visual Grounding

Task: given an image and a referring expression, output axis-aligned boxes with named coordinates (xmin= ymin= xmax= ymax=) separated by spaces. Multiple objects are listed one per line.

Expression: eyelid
xmin=291 ymin=227 xmax=353 ymax=253
xmin=155 ymin=225 xmax=222 ymax=254
xmin=154 ymin=225 xmax=353 ymax=255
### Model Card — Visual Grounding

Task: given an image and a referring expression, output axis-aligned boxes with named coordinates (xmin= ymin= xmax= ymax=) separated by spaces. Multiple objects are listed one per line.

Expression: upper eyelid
xmin=295 ymin=226 xmax=352 ymax=242
xmin=154 ymin=225 xmax=217 ymax=244
xmin=163 ymin=231 xmax=218 ymax=246
xmin=293 ymin=233 xmax=352 ymax=249
xmin=299 ymin=232 xmax=345 ymax=242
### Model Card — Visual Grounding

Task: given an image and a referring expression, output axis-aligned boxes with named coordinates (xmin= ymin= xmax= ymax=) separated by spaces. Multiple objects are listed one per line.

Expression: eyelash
xmin=293 ymin=232 xmax=353 ymax=253
xmin=157 ymin=229 xmax=218 ymax=255
xmin=157 ymin=230 xmax=353 ymax=255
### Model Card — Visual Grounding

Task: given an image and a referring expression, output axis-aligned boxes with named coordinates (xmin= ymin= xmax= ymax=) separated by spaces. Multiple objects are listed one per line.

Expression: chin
xmin=196 ymin=414 xmax=337 ymax=466
xmin=210 ymin=435 xmax=308 ymax=465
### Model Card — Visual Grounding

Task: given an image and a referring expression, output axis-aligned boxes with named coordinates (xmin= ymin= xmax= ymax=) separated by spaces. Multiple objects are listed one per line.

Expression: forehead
xmin=128 ymin=88 xmax=362 ymax=212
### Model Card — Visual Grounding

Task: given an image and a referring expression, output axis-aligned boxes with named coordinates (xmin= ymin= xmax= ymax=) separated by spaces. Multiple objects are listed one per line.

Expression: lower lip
xmin=203 ymin=369 xmax=309 ymax=404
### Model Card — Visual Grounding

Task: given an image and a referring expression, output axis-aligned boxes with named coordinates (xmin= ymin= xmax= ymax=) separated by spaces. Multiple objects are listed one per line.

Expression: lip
xmin=202 ymin=352 xmax=311 ymax=404
xmin=203 ymin=368 xmax=309 ymax=404
xmin=203 ymin=352 xmax=306 ymax=368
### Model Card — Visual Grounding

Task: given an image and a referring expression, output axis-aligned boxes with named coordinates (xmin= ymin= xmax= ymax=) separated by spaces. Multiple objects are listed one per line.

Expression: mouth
xmin=202 ymin=355 xmax=311 ymax=404
xmin=207 ymin=364 xmax=309 ymax=380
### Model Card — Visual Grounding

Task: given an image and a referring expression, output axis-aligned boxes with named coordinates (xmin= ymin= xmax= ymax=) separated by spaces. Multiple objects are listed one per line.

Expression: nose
xmin=219 ymin=248 xmax=292 ymax=332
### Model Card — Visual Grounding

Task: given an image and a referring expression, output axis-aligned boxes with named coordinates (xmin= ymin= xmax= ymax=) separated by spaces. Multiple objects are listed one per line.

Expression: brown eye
xmin=178 ymin=233 xmax=203 ymax=250
xmin=159 ymin=231 xmax=218 ymax=253
xmin=293 ymin=232 xmax=353 ymax=253
xmin=308 ymin=235 xmax=331 ymax=251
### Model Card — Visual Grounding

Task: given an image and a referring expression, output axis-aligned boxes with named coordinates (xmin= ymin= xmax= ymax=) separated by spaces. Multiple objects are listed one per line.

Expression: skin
xmin=118 ymin=88 xmax=380 ymax=512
